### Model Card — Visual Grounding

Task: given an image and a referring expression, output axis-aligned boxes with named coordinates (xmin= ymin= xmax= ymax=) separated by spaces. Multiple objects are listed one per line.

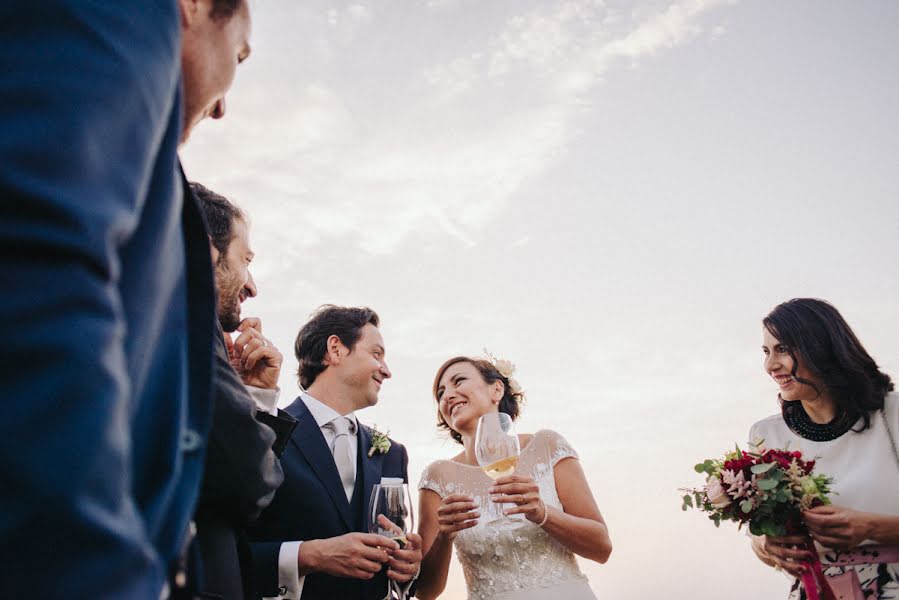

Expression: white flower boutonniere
xmin=368 ymin=425 xmax=391 ymax=457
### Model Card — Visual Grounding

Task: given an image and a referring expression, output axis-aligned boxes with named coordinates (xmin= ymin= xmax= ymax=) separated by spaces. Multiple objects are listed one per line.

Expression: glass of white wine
xmin=369 ymin=482 xmax=414 ymax=600
xmin=475 ymin=412 xmax=522 ymax=529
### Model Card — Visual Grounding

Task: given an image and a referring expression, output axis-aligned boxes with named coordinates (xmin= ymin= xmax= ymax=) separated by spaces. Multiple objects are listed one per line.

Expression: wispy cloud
xmin=183 ymin=0 xmax=734 ymax=262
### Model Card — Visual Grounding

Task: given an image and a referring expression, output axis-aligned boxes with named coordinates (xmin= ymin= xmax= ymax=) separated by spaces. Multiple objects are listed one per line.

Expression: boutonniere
xmin=368 ymin=425 xmax=391 ymax=457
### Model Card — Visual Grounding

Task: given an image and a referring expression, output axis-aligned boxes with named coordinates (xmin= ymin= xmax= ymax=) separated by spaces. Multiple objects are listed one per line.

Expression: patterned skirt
xmin=789 ymin=546 xmax=899 ymax=600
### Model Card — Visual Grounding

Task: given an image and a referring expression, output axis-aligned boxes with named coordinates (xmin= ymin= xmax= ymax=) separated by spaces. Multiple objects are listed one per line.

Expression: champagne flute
xmin=475 ymin=412 xmax=522 ymax=529
xmin=369 ymin=483 xmax=414 ymax=600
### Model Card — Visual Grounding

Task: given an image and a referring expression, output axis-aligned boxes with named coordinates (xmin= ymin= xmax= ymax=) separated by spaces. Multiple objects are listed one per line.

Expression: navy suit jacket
xmin=248 ymin=397 xmax=409 ymax=600
xmin=0 ymin=2 xmax=217 ymax=597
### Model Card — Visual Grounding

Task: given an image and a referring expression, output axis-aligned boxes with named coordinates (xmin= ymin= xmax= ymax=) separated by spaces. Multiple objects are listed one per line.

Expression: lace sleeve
xmin=538 ymin=429 xmax=579 ymax=466
xmin=417 ymin=461 xmax=445 ymax=498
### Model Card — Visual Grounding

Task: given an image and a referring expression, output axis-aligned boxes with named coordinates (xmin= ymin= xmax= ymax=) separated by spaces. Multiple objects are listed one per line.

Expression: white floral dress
xmin=418 ymin=429 xmax=598 ymax=600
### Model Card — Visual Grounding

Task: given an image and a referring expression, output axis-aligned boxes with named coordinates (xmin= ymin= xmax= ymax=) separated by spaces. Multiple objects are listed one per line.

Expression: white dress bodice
xmin=418 ymin=429 xmax=597 ymax=600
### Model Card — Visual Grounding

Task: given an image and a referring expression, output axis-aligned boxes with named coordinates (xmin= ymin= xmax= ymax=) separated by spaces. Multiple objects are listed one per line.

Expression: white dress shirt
xmin=247 ymin=385 xmax=279 ymax=415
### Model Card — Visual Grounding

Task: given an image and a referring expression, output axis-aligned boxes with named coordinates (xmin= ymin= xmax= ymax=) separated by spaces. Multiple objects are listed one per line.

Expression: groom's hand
xmin=298 ymin=533 xmax=398 ymax=580
xmin=386 ymin=532 xmax=422 ymax=583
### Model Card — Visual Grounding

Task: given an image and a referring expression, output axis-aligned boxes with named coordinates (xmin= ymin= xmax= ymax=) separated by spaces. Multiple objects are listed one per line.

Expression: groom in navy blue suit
xmin=249 ymin=306 xmax=422 ymax=599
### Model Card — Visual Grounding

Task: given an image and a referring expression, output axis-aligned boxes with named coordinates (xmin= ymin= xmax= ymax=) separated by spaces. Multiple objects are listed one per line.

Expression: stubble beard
xmin=345 ymin=371 xmax=379 ymax=410
xmin=219 ymin=298 xmax=240 ymax=332
xmin=216 ymin=264 xmax=242 ymax=332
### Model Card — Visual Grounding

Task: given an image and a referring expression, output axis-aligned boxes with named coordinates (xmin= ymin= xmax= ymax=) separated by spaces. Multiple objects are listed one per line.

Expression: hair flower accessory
xmin=483 ymin=348 xmax=524 ymax=397
xmin=368 ymin=425 xmax=391 ymax=457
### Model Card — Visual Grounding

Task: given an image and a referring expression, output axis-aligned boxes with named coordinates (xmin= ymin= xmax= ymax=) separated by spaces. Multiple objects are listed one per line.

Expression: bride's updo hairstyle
xmin=764 ymin=298 xmax=893 ymax=432
xmin=432 ymin=356 xmax=525 ymax=444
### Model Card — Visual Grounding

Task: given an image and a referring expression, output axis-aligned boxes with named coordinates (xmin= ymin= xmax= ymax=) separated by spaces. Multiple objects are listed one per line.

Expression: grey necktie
xmin=327 ymin=417 xmax=356 ymax=502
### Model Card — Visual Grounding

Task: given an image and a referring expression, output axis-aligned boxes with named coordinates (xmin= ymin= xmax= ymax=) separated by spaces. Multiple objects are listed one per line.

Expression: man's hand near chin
xmin=224 ymin=316 xmax=283 ymax=389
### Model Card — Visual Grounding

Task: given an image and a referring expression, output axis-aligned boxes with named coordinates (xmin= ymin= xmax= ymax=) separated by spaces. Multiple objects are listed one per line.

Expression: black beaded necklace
xmin=783 ymin=403 xmax=852 ymax=442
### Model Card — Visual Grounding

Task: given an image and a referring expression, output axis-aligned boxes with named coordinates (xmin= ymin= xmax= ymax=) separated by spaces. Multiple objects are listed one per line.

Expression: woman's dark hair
xmin=432 ymin=356 xmax=525 ymax=444
xmin=295 ymin=305 xmax=380 ymax=389
xmin=190 ymin=181 xmax=245 ymax=260
xmin=764 ymin=298 xmax=893 ymax=432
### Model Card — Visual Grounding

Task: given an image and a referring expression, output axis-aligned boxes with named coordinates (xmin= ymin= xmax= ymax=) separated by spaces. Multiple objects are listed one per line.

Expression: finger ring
xmin=519 ymin=494 xmax=526 ymax=504
xmin=774 ymin=563 xmax=783 ymax=572
xmin=262 ymin=339 xmax=268 ymax=348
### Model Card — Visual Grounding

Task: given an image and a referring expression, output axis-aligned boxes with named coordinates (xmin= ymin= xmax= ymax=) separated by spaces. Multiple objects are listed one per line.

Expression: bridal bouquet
xmin=681 ymin=444 xmax=833 ymax=537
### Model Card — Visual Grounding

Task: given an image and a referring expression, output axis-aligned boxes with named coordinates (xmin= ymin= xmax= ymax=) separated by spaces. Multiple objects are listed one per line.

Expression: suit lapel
xmin=285 ymin=398 xmax=354 ymax=531
xmin=357 ymin=424 xmax=384 ymax=532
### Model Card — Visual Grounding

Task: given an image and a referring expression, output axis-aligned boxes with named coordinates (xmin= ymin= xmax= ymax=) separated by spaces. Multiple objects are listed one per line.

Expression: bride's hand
xmin=489 ymin=475 xmax=546 ymax=524
xmin=436 ymin=493 xmax=480 ymax=540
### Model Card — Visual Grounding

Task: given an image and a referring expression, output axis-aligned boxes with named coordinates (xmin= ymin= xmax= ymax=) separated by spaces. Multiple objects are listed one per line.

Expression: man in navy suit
xmin=249 ymin=306 xmax=423 ymax=599
xmin=0 ymin=0 xmax=251 ymax=597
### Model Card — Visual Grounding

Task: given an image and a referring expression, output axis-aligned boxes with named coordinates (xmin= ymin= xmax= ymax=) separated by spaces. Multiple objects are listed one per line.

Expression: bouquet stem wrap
xmin=799 ymin=548 xmax=836 ymax=600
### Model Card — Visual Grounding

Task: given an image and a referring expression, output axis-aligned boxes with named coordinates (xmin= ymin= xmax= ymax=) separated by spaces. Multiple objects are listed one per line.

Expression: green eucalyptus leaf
xmin=756 ymin=477 xmax=778 ymax=491
xmin=760 ymin=520 xmax=785 ymax=537
xmin=750 ymin=462 xmax=776 ymax=474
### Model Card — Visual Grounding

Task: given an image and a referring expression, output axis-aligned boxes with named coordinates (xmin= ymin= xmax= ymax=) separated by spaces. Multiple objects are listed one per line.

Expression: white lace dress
xmin=418 ymin=429 xmax=597 ymax=600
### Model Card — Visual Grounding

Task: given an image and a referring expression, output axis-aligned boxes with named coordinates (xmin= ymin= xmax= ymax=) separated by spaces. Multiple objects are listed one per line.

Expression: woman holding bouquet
xmin=415 ymin=355 xmax=612 ymax=600
xmin=749 ymin=298 xmax=899 ymax=599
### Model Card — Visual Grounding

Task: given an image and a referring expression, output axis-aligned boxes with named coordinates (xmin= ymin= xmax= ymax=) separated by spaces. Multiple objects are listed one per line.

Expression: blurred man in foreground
xmin=0 ymin=2 xmax=215 ymax=597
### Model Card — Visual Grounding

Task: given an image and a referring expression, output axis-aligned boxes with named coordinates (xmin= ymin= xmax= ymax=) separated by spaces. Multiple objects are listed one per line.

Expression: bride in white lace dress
xmin=416 ymin=356 xmax=612 ymax=600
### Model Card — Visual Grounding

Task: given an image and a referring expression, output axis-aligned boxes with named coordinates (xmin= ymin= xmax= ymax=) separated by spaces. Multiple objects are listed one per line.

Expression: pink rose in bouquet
xmin=704 ymin=476 xmax=732 ymax=509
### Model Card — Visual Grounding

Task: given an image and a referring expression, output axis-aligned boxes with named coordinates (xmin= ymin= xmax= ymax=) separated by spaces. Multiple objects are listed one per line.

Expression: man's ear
xmin=324 ymin=334 xmax=343 ymax=366
xmin=178 ymin=0 xmax=200 ymax=28
xmin=208 ymin=236 xmax=219 ymax=264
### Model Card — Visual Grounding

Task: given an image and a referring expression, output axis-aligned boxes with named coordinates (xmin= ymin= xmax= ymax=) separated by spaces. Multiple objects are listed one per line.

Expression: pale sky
xmin=182 ymin=1 xmax=899 ymax=598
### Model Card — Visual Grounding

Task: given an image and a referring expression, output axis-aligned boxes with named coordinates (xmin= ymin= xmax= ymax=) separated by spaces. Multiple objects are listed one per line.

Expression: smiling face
xmin=179 ymin=0 xmax=252 ymax=142
xmin=214 ymin=218 xmax=256 ymax=332
xmin=435 ymin=361 xmax=504 ymax=437
xmin=336 ymin=323 xmax=391 ymax=410
xmin=762 ymin=326 xmax=823 ymax=403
